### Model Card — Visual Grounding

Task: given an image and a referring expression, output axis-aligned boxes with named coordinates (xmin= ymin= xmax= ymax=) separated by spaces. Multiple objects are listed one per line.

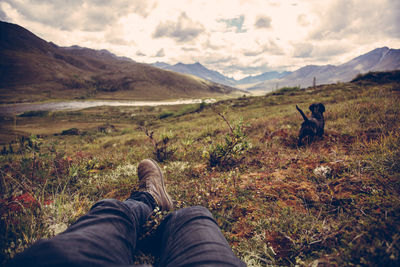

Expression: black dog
xmin=296 ymin=103 xmax=325 ymax=146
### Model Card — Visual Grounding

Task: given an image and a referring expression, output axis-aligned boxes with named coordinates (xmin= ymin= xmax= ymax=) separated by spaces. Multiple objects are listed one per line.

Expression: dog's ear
xmin=309 ymin=104 xmax=316 ymax=112
xmin=318 ymin=103 xmax=325 ymax=113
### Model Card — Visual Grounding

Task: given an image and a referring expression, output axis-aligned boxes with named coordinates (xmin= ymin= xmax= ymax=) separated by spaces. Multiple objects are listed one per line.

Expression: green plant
xmin=176 ymin=102 xmax=207 ymax=116
xmin=18 ymin=110 xmax=49 ymax=117
xmin=142 ymin=128 xmax=175 ymax=163
xmin=2 ymin=77 xmax=400 ymax=266
xmin=272 ymin=86 xmax=301 ymax=95
xmin=204 ymin=110 xmax=250 ymax=169
xmin=158 ymin=111 xmax=174 ymax=119
xmin=362 ymin=131 xmax=400 ymax=191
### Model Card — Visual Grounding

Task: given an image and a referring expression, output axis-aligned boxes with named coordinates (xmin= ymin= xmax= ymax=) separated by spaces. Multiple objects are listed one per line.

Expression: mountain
xmin=60 ymin=45 xmax=134 ymax=62
xmin=151 ymin=62 xmax=293 ymax=87
xmin=236 ymin=71 xmax=291 ymax=85
xmin=0 ymin=21 xmax=238 ymax=103
xmin=251 ymin=47 xmax=400 ymax=91
xmin=152 ymin=62 xmax=237 ymax=86
xmin=152 ymin=61 xmax=171 ymax=68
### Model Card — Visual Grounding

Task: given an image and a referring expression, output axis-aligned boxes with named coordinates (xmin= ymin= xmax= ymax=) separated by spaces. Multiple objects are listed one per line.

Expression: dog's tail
xmin=296 ymin=105 xmax=308 ymax=121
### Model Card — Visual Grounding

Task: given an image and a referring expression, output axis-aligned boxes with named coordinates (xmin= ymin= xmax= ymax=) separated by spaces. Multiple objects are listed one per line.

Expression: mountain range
xmin=153 ymin=47 xmax=400 ymax=91
xmin=152 ymin=62 xmax=291 ymax=87
xmin=253 ymin=47 xmax=400 ymax=90
xmin=0 ymin=21 xmax=238 ymax=103
xmin=1 ymin=20 xmax=399 ymax=103
xmin=154 ymin=62 xmax=237 ymax=87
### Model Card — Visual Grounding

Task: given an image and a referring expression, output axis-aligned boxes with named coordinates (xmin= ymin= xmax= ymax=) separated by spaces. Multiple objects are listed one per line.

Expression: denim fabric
xmin=158 ymin=206 xmax=246 ymax=267
xmin=8 ymin=193 xmax=153 ymax=267
xmin=8 ymin=193 xmax=245 ymax=267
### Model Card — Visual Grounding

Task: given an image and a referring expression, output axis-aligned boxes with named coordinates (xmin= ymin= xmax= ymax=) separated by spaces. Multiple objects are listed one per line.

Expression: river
xmin=0 ymin=99 xmax=215 ymax=115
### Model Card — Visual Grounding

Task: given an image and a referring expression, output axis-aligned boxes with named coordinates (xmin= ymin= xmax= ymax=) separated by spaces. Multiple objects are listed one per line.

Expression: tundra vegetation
xmin=0 ymin=74 xmax=399 ymax=266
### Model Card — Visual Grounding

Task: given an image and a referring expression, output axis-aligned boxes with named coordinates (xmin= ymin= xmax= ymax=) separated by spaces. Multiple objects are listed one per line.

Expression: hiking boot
xmin=138 ymin=159 xmax=173 ymax=211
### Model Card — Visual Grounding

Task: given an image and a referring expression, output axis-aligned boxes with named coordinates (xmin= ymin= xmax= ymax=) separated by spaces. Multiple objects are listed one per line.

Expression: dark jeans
xmin=8 ymin=192 xmax=245 ymax=266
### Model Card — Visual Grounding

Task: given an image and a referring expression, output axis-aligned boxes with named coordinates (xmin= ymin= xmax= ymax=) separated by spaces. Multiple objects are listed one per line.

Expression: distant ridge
xmin=152 ymin=47 xmax=399 ymax=91
xmin=151 ymin=61 xmax=291 ymax=87
xmin=2 ymin=21 xmax=398 ymax=99
xmin=250 ymin=47 xmax=400 ymax=91
xmin=0 ymin=21 xmax=239 ymax=103
xmin=152 ymin=62 xmax=237 ymax=86
xmin=236 ymin=71 xmax=291 ymax=85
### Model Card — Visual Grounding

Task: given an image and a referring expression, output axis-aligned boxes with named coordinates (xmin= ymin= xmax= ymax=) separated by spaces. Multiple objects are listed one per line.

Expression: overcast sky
xmin=1 ymin=0 xmax=399 ymax=79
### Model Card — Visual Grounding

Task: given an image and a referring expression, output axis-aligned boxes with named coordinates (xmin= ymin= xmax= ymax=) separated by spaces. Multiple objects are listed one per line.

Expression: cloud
xmin=312 ymin=43 xmax=352 ymax=59
xmin=254 ymin=15 xmax=271 ymax=29
xmin=310 ymin=0 xmax=400 ymax=41
xmin=383 ymin=0 xmax=400 ymax=38
xmin=297 ymin=14 xmax=309 ymax=27
xmin=1 ymin=0 xmax=156 ymax=32
xmin=243 ymin=39 xmax=284 ymax=57
xmin=181 ymin=47 xmax=198 ymax=52
xmin=104 ymin=26 xmax=134 ymax=46
xmin=218 ymin=15 xmax=246 ymax=33
xmin=202 ymin=38 xmax=225 ymax=51
xmin=206 ymin=57 xmax=273 ymax=77
xmin=2 ymin=0 xmax=80 ymax=31
xmin=152 ymin=12 xmax=204 ymax=43
xmin=293 ymin=43 xmax=313 ymax=58
xmin=155 ymin=48 xmax=165 ymax=57
xmin=0 ymin=6 xmax=10 ymax=21
xmin=1 ymin=0 xmax=400 ymax=79
xmin=310 ymin=0 xmax=354 ymax=40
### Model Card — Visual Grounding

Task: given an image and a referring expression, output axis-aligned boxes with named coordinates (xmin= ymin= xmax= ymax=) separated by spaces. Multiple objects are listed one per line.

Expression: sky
xmin=1 ymin=0 xmax=399 ymax=79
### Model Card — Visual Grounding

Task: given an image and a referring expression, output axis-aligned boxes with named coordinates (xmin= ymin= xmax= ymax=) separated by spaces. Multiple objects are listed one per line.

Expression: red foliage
xmin=0 ymin=193 xmax=52 ymax=213
xmin=265 ymin=231 xmax=295 ymax=258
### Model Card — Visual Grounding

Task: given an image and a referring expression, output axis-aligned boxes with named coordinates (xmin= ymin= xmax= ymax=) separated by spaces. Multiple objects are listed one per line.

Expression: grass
xmin=1 ymin=79 xmax=400 ymax=266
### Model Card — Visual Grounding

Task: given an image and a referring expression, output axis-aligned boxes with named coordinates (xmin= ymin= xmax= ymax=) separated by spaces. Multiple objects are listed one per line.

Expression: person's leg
xmin=8 ymin=193 xmax=155 ymax=267
xmin=157 ymin=206 xmax=246 ymax=267
xmin=9 ymin=158 xmax=173 ymax=266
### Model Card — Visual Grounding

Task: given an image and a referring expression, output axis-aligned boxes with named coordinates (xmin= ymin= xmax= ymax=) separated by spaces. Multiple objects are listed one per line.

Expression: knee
xmin=172 ymin=206 xmax=214 ymax=222
xmin=89 ymin=199 xmax=132 ymax=215
xmin=90 ymin=198 xmax=119 ymax=209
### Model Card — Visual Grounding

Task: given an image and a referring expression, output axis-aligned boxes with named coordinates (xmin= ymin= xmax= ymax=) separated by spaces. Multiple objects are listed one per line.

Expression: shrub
xmin=61 ymin=128 xmax=80 ymax=135
xmin=205 ymin=117 xmax=250 ymax=169
xmin=198 ymin=101 xmax=207 ymax=112
xmin=18 ymin=110 xmax=49 ymax=117
xmin=158 ymin=111 xmax=174 ymax=119
xmin=142 ymin=128 xmax=175 ymax=163
xmin=272 ymin=86 xmax=301 ymax=95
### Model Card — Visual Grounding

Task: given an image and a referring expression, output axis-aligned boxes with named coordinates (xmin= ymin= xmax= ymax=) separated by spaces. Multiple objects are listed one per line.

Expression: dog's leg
xmin=298 ymin=137 xmax=303 ymax=146
xmin=298 ymin=131 xmax=305 ymax=146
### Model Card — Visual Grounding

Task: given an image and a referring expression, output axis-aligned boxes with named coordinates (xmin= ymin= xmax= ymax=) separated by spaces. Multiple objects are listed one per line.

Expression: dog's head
xmin=309 ymin=103 xmax=325 ymax=116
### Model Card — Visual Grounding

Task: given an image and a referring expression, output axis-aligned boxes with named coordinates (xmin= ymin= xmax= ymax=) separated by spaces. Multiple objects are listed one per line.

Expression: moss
xmin=1 ymin=79 xmax=400 ymax=265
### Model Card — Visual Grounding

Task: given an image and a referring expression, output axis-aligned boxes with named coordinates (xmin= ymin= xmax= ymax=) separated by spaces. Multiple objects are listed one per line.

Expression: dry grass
xmin=1 ymin=79 xmax=399 ymax=266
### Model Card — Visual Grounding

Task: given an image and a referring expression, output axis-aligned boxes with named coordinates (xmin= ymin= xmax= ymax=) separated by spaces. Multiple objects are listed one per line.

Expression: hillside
xmin=251 ymin=47 xmax=400 ymax=90
xmin=152 ymin=61 xmax=292 ymax=87
xmin=152 ymin=62 xmax=237 ymax=86
xmin=1 ymin=72 xmax=399 ymax=265
xmin=236 ymin=71 xmax=291 ymax=85
xmin=151 ymin=48 xmax=400 ymax=91
xmin=0 ymin=21 xmax=238 ymax=103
